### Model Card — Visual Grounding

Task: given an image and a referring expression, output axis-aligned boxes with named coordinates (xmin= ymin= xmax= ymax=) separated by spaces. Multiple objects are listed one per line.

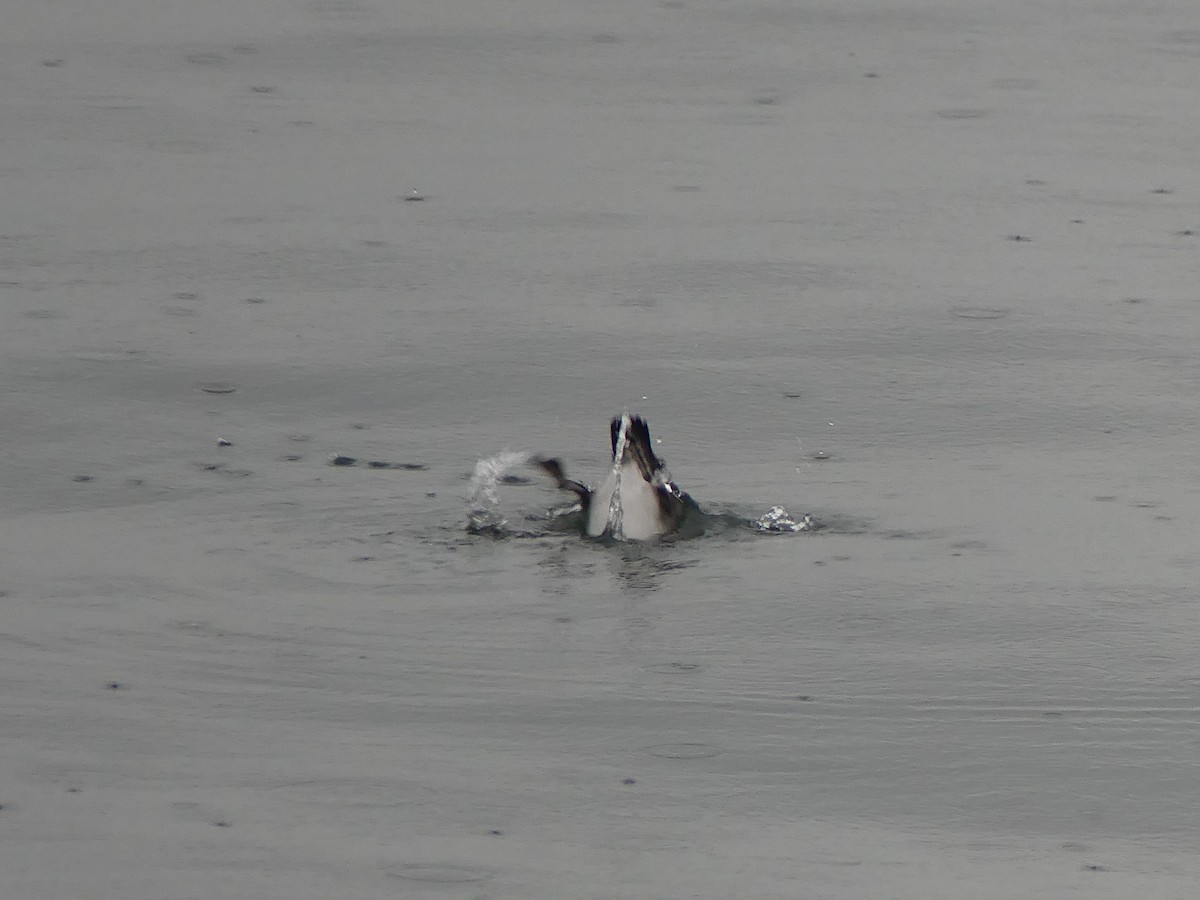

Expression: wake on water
xmin=466 ymin=450 xmax=815 ymax=540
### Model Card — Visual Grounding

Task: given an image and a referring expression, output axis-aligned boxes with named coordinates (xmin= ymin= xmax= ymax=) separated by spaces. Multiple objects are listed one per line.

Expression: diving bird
xmin=535 ymin=414 xmax=694 ymax=540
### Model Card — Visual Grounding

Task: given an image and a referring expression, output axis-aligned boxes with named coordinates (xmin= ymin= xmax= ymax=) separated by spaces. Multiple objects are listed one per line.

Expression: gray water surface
xmin=3 ymin=1 xmax=1200 ymax=896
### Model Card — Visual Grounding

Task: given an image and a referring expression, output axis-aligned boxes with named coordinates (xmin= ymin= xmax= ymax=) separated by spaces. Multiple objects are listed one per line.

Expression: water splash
xmin=465 ymin=439 xmax=816 ymax=540
xmin=466 ymin=450 xmax=531 ymax=533
xmin=755 ymin=505 xmax=814 ymax=533
xmin=606 ymin=414 xmax=630 ymax=540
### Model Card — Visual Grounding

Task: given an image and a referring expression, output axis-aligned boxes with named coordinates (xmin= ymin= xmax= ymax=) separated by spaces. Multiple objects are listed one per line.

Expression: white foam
xmin=755 ymin=505 xmax=814 ymax=533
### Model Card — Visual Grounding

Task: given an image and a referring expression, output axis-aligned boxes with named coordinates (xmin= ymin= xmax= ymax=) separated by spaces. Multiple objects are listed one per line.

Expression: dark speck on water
xmin=367 ymin=460 xmax=428 ymax=470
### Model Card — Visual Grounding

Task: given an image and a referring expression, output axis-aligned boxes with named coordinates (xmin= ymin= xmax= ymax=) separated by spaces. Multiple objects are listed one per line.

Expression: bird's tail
xmin=610 ymin=414 xmax=663 ymax=481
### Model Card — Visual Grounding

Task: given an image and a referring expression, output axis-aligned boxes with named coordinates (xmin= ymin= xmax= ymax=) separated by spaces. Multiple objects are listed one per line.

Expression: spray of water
xmin=605 ymin=413 xmax=631 ymax=540
xmin=466 ymin=450 xmax=531 ymax=533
